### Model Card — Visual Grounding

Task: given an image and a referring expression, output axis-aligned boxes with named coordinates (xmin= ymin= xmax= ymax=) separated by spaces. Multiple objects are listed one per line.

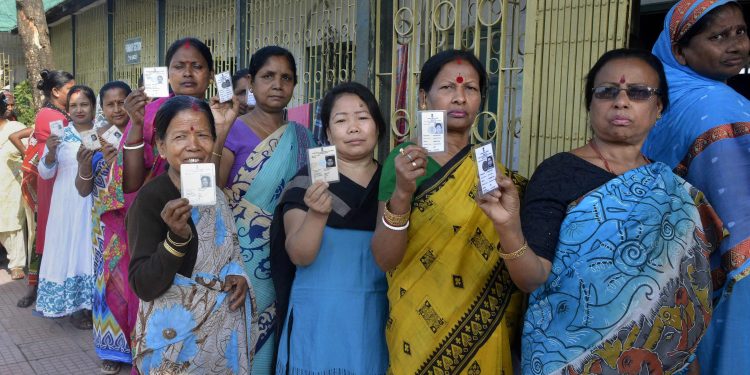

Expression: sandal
xmin=10 ymin=268 xmax=25 ymax=280
xmin=101 ymin=360 xmax=122 ymax=374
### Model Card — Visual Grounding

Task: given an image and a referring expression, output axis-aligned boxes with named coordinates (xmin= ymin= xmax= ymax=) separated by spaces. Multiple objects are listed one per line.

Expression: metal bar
xmin=157 ymin=0 xmax=166 ymax=65
xmin=236 ymin=0 xmax=246 ymax=70
xmin=71 ymin=14 xmax=77 ymax=77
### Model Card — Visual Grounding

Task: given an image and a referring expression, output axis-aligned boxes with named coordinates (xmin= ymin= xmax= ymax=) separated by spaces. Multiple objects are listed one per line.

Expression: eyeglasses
xmin=592 ymin=85 xmax=661 ymax=101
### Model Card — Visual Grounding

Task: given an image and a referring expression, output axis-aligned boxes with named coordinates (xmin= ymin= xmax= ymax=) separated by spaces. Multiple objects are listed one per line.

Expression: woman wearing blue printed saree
xmin=127 ymin=96 xmax=254 ymax=374
xmin=643 ymin=1 xmax=750 ymax=373
xmin=221 ymin=46 xmax=315 ymax=375
xmin=481 ymin=49 xmax=721 ymax=374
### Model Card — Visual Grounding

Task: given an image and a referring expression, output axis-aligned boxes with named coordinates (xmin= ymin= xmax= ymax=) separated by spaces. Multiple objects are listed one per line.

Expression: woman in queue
xmin=271 ymin=82 xmax=388 ymax=374
xmin=220 ymin=46 xmax=316 ymax=374
xmin=371 ymin=50 xmax=525 ymax=374
xmin=75 ymin=81 xmax=134 ymax=374
xmin=17 ymin=69 xmax=75 ymax=308
xmin=127 ymin=95 xmax=254 ymax=374
xmin=36 ymin=85 xmax=98 ymax=329
xmin=643 ymin=2 xmax=750 ymax=372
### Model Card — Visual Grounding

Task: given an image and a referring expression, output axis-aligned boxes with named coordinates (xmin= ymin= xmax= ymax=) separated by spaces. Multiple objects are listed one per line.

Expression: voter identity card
xmin=215 ymin=71 xmax=233 ymax=103
xmin=80 ymin=129 xmax=102 ymax=150
xmin=50 ymin=120 xmax=65 ymax=137
xmin=180 ymin=163 xmax=217 ymax=206
xmin=474 ymin=142 xmax=498 ymax=196
xmin=143 ymin=67 xmax=169 ymax=98
xmin=307 ymin=146 xmax=340 ymax=184
xmin=417 ymin=110 xmax=446 ymax=153
xmin=101 ymin=126 xmax=124 ymax=146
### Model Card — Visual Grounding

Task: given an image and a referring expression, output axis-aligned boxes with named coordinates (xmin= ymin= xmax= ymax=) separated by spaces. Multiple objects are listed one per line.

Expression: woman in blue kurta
xmin=643 ymin=1 xmax=750 ymax=373
xmin=270 ymin=82 xmax=388 ymax=374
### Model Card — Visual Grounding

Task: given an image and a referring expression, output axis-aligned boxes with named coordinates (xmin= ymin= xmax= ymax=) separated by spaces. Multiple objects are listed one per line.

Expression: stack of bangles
xmin=382 ymin=201 xmax=410 ymax=231
xmin=123 ymin=138 xmax=145 ymax=150
xmin=163 ymin=230 xmax=192 ymax=258
xmin=498 ymin=240 xmax=528 ymax=260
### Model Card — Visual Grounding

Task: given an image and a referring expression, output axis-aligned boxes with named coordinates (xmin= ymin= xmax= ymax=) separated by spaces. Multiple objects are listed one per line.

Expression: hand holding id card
xmin=474 ymin=142 xmax=498 ymax=196
xmin=180 ymin=163 xmax=217 ymax=206
xmin=143 ymin=67 xmax=169 ymax=98
xmin=215 ymin=71 xmax=233 ymax=103
xmin=417 ymin=110 xmax=446 ymax=154
xmin=307 ymin=146 xmax=340 ymax=184
xmin=80 ymin=129 xmax=102 ymax=150
xmin=100 ymin=126 xmax=124 ymax=146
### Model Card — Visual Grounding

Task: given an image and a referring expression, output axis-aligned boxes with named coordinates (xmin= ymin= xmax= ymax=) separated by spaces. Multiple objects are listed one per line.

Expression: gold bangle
xmin=212 ymin=151 xmax=222 ymax=158
xmin=167 ymin=231 xmax=192 ymax=247
xmin=383 ymin=200 xmax=410 ymax=227
xmin=499 ymin=241 xmax=528 ymax=260
xmin=163 ymin=241 xmax=186 ymax=258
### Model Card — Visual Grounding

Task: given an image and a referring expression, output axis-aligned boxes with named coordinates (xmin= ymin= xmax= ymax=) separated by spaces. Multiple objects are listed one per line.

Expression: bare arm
xmin=217 ymin=147 xmax=235 ymax=188
xmin=122 ymin=88 xmax=148 ymax=193
xmin=283 ymin=182 xmax=331 ymax=266
xmin=209 ymin=96 xmax=239 ymax=180
xmin=371 ymin=145 xmax=428 ymax=271
xmin=477 ymin=175 xmax=552 ymax=293
xmin=9 ymin=127 xmax=32 ymax=153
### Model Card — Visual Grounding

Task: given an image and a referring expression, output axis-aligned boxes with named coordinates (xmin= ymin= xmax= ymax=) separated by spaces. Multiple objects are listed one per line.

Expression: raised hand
xmin=394 ymin=145 xmax=428 ymax=198
xmin=304 ymin=181 xmax=332 ymax=216
xmin=209 ymin=95 xmax=240 ymax=138
xmin=160 ymin=198 xmax=193 ymax=239
xmin=123 ymin=87 xmax=148 ymax=127
xmin=476 ymin=174 xmax=522 ymax=230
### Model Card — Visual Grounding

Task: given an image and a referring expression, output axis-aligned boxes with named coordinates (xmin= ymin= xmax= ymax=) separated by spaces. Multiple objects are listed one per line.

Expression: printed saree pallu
xmin=386 ymin=147 xmax=523 ymax=375
xmin=522 ymin=162 xmax=720 ymax=375
xmin=226 ymin=122 xmax=314 ymax=373
xmin=132 ymin=199 xmax=256 ymax=375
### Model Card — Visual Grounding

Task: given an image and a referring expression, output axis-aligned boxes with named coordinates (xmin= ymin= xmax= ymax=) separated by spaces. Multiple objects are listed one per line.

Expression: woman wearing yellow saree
xmin=372 ymin=50 xmax=525 ymax=374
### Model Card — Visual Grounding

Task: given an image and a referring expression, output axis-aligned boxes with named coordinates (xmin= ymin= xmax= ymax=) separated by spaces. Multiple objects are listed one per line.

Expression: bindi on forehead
xmin=619 ymin=75 xmax=626 ymax=84
xmin=182 ymin=40 xmax=192 ymax=49
xmin=456 ymin=74 xmax=464 ymax=84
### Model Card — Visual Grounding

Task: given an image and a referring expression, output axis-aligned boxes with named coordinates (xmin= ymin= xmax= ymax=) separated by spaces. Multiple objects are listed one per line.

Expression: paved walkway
xmin=0 ymin=262 xmax=132 ymax=374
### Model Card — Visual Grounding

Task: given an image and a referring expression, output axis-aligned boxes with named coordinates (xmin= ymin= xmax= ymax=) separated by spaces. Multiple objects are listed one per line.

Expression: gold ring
xmin=411 ymin=161 xmax=417 ymax=168
xmin=406 ymin=153 xmax=415 ymax=162
xmin=399 ymin=148 xmax=406 ymax=156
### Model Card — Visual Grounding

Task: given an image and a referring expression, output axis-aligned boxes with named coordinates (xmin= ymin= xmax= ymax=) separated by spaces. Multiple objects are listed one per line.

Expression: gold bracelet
xmin=383 ymin=200 xmax=410 ymax=227
xmin=163 ymin=241 xmax=186 ymax=258
xmin=212 ymin=151 xmax=222 ymax=158
xmin=499 ymin=241 xmax=528 ymax=260
xmin=167 ymin=231 xmax=192 ymax=247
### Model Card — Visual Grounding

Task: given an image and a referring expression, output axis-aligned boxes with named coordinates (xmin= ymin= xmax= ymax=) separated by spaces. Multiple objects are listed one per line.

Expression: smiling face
xmin=168 ymin=45 xmax=212 ymax=98
xmin=674 ymin=5 xmax=750 ymax=81
xmin=249 ymin=55 xmax=296 ymax=113
xmin=420 ymin=60 xmax=482 ymax=133
xmin=101 ymin=88 xmax=129 ymax=128
xmin=156 ymin=109 xmax=215 ymax=181
xmin=68 ymin=91 xmax=95 ymax=126
xmin=589 ymin=58 xmax=663 ymax=147
xmin=325 ymin=93 xmax=379 ymax=162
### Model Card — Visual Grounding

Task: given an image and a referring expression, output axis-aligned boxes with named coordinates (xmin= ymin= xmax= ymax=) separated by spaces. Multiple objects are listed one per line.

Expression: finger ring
xmin=411 ymin=161 xmax=417 ymax=168
xmin=399 ymin=148 xmax=406 ymax=156
xmin=406 ymin=153 xmax=415 ymax=162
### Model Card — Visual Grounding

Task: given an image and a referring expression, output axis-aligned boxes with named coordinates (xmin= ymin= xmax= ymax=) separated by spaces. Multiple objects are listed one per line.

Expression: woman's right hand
xmin=394 ymin=145 xmax=428 ymax=197
xmin=76 ymin=145 xmax=95 ymax=173
xmin=46 ymin=134 xmax=61 ymax=154
xmin=304 ymin=181 xmax=332 ymax=216
xmin=124 ymin=87 xmax=148 ymax=127
xmin=160 ymin=198 xmax=193 ymax=239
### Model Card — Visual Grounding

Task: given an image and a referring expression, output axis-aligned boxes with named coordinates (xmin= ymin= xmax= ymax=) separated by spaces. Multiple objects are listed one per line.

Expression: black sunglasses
xmin=592 ymin=85 xmax=661 ymax=101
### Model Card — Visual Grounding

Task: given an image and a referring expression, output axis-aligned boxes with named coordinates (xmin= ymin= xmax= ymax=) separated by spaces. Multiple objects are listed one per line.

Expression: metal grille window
xmin=245 ymin=0 xmax=357 ymax=107
xmin=113 ymin=0 xmax=158 ymax=88
xmin=74 ymin=4 xmax=108 ymax=91
xmin=50 ymin=18 xmax=73 ymax=74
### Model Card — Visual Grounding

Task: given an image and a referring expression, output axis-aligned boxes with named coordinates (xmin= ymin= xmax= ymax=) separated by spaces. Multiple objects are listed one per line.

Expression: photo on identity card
xmin=49 ymin=120 xmax=65 ymax=137
xmin=215 ymin=71 xmax=233 ymax=103
xmin=101 ymin=126 xmax=124 ymax=146
xmin=474 ymin=142 xmax=498 ymax=196
xmin=417 ymin=110 xmax=446 ymax=153
xmin=307 ymin=145 xmax=340 ymax=184
xmin=180 ymin=163 xmax=217 ymax=206
xmin=80 ymin=129 xmax=102 ymax=150
xmin=143 ymin=67 xmax=170 ymax=98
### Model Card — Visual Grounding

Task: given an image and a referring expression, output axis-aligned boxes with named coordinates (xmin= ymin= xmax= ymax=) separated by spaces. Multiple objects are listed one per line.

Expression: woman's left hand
xmin=101 ymin=141 xmax=118 ymax=164
xmin=224 ymin=275 xmax=248 ymax=311
xmin=477 ymin=174 xmax=522 ymax=229
xmin=209 ymin=95 xmax=240 ymax=138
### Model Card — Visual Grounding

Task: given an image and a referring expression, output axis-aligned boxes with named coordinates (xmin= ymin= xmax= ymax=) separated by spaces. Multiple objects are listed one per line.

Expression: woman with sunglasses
xmin=478 ymin=48 xmax=720 ymax=374
xmin=643 ymin=2 xmax=750 ymax=372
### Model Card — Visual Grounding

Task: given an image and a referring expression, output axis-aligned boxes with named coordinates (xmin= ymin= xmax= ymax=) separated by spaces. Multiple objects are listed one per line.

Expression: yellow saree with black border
xmin=384 ymin=145 xmax=524 ymax=375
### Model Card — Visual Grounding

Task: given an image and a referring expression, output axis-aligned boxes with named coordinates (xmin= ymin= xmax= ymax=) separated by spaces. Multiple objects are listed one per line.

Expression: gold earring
xmin=656 ymin=112 xmax=662 ymax=119
xmin=420 ymin=102 xmax=427 ymax=110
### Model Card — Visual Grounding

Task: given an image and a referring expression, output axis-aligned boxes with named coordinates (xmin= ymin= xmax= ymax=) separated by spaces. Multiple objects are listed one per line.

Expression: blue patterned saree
xmin=522 ymin=162 xmax=721 ymax=375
